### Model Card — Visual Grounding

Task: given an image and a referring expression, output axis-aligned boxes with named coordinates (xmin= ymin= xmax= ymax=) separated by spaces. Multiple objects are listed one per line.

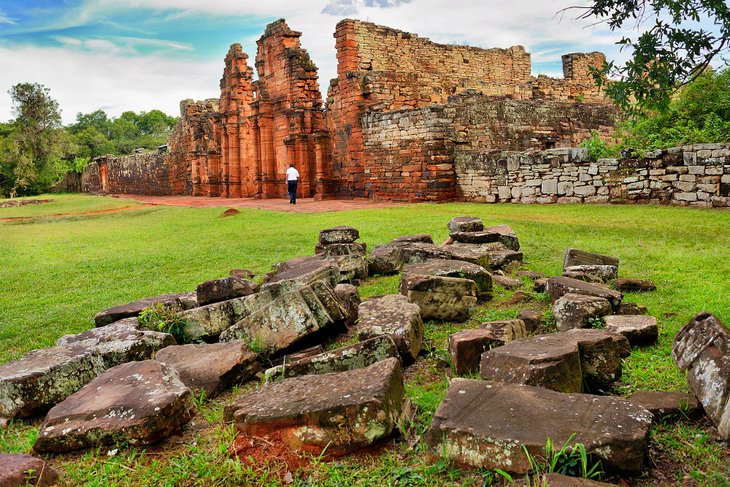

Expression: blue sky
xmin=0 ymin=0 xmax=721 ymax=124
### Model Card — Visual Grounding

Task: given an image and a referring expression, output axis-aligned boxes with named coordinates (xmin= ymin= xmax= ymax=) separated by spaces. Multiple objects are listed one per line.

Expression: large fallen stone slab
xmin=0 ymin=453 xmax=59 ymax=487
xmin=481 ymin=319 xmax=529 ymax=343
xmin=334 ymin=283 xmax=360 ymax=326
xmin=450 ymin=225 xmax=520 ymax=252
xmin=484 ymin=225 xmax=520 ymax=251
xmin=627 ymin=391 xmax=702 ymax=420
xmin=399 ymin=273 xmax=477 ymax=322
xmin=546 ymin=276 xmax=623 ymax=310
xmin=319 ymin=226 xmax=359 ymax=244
xmin=604 ymin=315 xmax=658 ymax=346
xmin=553 ymin=293 xmax=612 ymax=331
xmin=34 ymin=360 xmax=195 ymax=453
xmin=218 ymin=279 xmax=347 ymax=355
xmin=564 ymin=248 xmax=619 ymax=270
xmin=391 ymin=234 xmax=433 ymax=244
xmin=480 ymin=329 xmax=628 ymax=393
xmin=225 ymin=357 xmax=404 ymax=456
xmin=447 ymin=216 xmax=483 ymax=233
xmin=357 ymin=295 xmax=423 ymax=361
xmin=0 ymin=319 xmax=174 ymax=419
xmin=400 ymin=259 xmax=492 ymax=300
xmin=154 ymin=340 xmax=259 ymax=398
xmin=265 ymin=336 xmax=399 ymax=381
xmin=491 ymin=274 xmax=522 ymax=289
xmin=315 ymin=242 xmax=367 ymax=256
xmin=426 ymin=380 xmax=652 ymax=474
xmin=331 ymin=254 xmax=369 ymax=282
xmin=673 ymin=312 xmax=730 ymax=440
xmin=196 ymin=276 xmax=259 ymax=306
xmin=94 ymin=292 xmax=196 ymax=327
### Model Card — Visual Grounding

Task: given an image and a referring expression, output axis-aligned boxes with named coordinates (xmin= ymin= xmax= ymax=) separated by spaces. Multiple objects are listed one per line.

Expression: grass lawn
xmin=1 ymin=194 xmax=729 ymax=486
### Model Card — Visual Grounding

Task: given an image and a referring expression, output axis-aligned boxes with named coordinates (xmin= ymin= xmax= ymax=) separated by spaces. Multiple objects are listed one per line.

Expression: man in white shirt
xmin=286 ymin=163 xmax=300 ymax=205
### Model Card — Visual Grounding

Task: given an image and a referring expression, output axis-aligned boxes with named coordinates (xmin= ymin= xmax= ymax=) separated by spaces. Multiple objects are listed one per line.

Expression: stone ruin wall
xmin=81 ymin=152 xmax=190 ymax=196
xmin=325 ymin=19 xmax=613 ymax=200
xmin=78 ymin=18 xmax=730 ymax=208
xmin=455 ymin=143 xmax=730 ymax=207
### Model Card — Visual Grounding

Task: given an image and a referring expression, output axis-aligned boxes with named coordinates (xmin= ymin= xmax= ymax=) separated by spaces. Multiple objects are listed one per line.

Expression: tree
xmin=0 ymin=83 xmax=71 ymax=197
xmin=572 ymin=0 xmax=730 ymax=112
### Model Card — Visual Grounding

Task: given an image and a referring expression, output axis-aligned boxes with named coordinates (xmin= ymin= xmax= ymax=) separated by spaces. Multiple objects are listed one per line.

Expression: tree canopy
xmin=574 ymin=0 xmax=730 ymax=112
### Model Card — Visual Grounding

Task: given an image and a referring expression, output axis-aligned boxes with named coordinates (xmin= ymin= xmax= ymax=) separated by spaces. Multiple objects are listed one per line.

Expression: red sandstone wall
xmin=81 ymin=152 xmax=189 ymax=196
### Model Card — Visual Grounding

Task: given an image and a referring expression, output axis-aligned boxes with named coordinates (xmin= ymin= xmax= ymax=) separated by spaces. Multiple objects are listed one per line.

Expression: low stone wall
xmin=455 ymin=143 xmax=730 ymax=207
xmin=81 ymin=153 xmax=190 ymax=196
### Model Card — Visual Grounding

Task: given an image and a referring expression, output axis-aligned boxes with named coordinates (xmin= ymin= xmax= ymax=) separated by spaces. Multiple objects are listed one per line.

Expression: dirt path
xmin=112 ymin=194 xmax=406 ymax=213
xmin=0 ymin=204 xmax=154 ymax=221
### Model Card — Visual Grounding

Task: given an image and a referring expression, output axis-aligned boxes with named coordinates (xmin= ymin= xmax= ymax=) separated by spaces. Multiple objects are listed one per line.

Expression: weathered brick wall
xmin=81 ymin=153 xmax=190 ymax=196
xmin=455 ymin=143 xmax=730 ymax=207
xmin=326 ymin=19 xmax=613 ymax=200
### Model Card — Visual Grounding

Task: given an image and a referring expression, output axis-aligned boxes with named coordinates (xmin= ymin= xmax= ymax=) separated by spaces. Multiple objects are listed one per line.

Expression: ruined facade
xmin=82 ymin=18 xmax=618 ymax=202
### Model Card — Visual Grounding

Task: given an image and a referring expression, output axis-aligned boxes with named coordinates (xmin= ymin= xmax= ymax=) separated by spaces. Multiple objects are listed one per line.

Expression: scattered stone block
xmin=613 ymin=278 xmax=657 ymax=292
xmin=604 ymin=315 xmax=658 ymax=346
xmin=94 ymin=292 xmax=194 ymax=327
xmin=319 ymin=226 xmax=359 ymax=244
xmin=315 ymin=242 xmax=366 ymax=256
xmin=331 ymin=254 xmax=369 ymax=282
xmin=0 ymin=319 xmax=174 ymax=419
xmin=484 ymin=224 xmax=520 ymax=251
xmin=553 ymin=293 xmax=612 ymax=331
xmin=449 ymin=231 xmax=504 ymax=245
xmin=196 ymin=276 xmax=259 ymax=306
xmin=516 ymin=270 xmax=547 ymax=280
xmin=445 ymin=241 xmax=523 ymax=270
xmin=0 ymin=453 xmax=59 ymax=487
xmin=480 ymin=333 xmax=583 ymax=392
xmin=368 ymin=242 xmax=452 ymax=276
xmin=391 ymin=234 xmax=433 ymax=244
xmin=447 ymin=216 xmax=483 ymax=233
xmin=546 ymin=276 xmax=623 ymax=310
xmin=225 ymin=357 xmax=404 ymax=456
xmin=425 ymin=380 xmax=652 ymax=474
xmin=358 ymin=295 xmax=424 ymax=361
xmin=265 ymin=336 xmax=399 ymax=381
xmin=400 ymin=259 xmax=492 ymax=300
xmin=518 ymin=309 xmax=543 ymax=333
xmin=562 ymin=270 xmax=604 ymax=283
xmin=230 ymin=269 xmax=256 ymax=279
xmin=399 ymin=273 xmax=477 ymax=322
xmin=264 ymin=255 xmax=341 ymax=287
xmin=564 ymin=328 xmax=629 ymax=388
xmin=481 ymin=319 xmax=529 ymax=343
xmin=564 ymin=264 xmax=618 ymax=281
xmin=534 ymin=277 xmax=548 ymax=293
xmin=673 ymin=312 xmax=730 ymax=440
xmin=491 ymin=274 xmax=522 ymax=289
xmin=449 ymin=323 xmax=525 ymax=376
xmin=154 ymin=340 xmax=259 ymax=398
xmin=334 ymin=283 xmax=360 ymax=326
xmin=219 ymin=279 xmax=347 ymax=354
xmin=34 ymin=360 xmax=194 ymax=453
xmin=564 ymin=248 xmax=619 ymax=270
xmin=617 ymin=302 xmax=648 ymax=315
xmin=627 ymin=391 xmax=702 ymax=420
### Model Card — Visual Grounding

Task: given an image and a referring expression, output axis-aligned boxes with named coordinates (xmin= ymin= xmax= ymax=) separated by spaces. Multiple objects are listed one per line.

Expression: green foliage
xmin=0 ymin=83 xmax=71 ymax=197
xmin=579 ymin=130 xmax=620 ymax=161
xmin=137 ymin=303 xmax=187 ymax=343
xmin=572 ymin=0 xmax=730 ymax=112
xmin=523 ymin=434 xmax=603 ymax=481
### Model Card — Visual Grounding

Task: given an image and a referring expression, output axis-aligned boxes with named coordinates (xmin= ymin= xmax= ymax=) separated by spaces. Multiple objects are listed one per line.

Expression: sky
xmin=0 ymin=0 xmax=721 ymax=124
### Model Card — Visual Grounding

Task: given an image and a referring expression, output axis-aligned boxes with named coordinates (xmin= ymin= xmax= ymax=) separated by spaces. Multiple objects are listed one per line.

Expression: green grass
xmin=1 ymin=194 xmax=729 ymax=486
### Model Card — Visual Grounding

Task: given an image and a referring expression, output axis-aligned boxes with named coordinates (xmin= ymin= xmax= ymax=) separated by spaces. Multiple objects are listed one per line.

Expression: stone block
xmin=564 ymin=248 xmax=619 ymax=269
xmin=399 ymin=273 xmax=477 ymax=322
xmin=400 ymin=259 xmax=492 ymax=300
xmin=196 ymin=276 xmax=259 ymax=306
xmin=447 ymin=216 xmax=483 ymax=233
xmin=672 ymin=313 xmax=730 ymax=439
xmin=564 ymin=264 xmax=618 ymax=281
xmin=265 ymin=336 xmax=399 ymax=381
xmin=226 ymin=358 xmax=404 ymax=456
xmin=546 ymin=276 xmax=623 ymax=309
xmin=358 ymin=295 xmax=424 ymax=361
xmin=604 ymin=313 xmax=659 ymax=346
xmin=553 ymin=293 xmax=612 ymax=331
xmin=0 ymin=454 xmax=59 ymax=487
xmin=319 ymin=226 xmax=360 ymax=244
xmin=34 ymin=360 xmax=195 ymax=453
xmin=94 ymin=292 xmax=193 ymax=327
xmin=627 ymin=391 xmax=702 ymax=420
xmin=426 ymin=380 xmax=652 ymax=474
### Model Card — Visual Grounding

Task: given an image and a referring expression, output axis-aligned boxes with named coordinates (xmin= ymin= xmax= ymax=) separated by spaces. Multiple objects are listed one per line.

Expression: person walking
xmin=286 ymin=163 xmax=300 ymax=205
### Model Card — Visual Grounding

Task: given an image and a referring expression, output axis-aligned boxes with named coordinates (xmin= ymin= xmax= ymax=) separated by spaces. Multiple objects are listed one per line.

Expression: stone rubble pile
xmin=1 ymin=217 xmax=726 ymax=484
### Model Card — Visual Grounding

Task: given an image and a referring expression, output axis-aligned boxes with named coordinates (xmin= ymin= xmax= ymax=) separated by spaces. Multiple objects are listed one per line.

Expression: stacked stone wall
xmin=455 ymin=143 xmax=730 ymax=207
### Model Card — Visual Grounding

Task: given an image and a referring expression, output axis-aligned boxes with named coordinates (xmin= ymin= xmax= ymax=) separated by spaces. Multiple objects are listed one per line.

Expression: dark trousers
xmin=287 ymin=180 xmax=298 ymax=204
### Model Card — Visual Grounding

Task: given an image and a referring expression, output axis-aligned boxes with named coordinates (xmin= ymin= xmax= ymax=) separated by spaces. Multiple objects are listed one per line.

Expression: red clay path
xmin=113 ymin=194 xmax=406 ymax=213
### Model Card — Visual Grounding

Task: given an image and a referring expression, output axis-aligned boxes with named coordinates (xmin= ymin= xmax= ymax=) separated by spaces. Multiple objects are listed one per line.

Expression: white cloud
xmin=0 ymin=11 xmax=16 ymax=25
